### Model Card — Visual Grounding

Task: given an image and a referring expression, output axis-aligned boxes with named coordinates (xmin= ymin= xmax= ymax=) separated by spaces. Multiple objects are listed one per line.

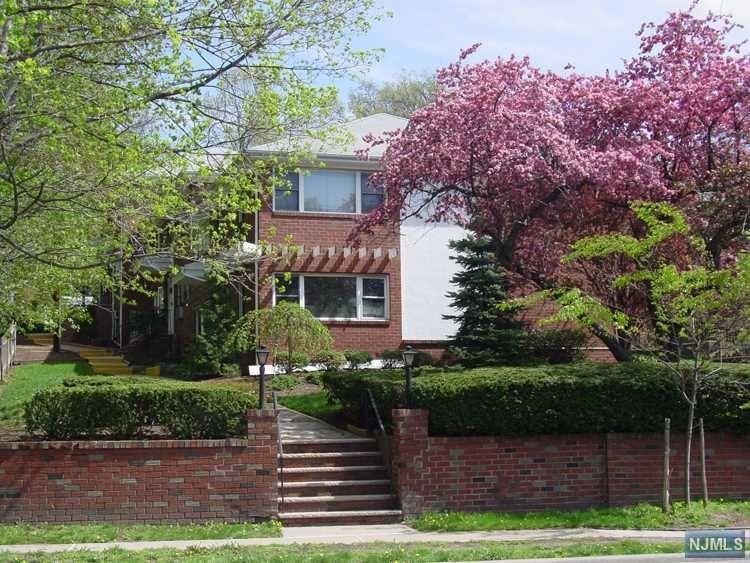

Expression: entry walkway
xmin=277 ymin=407 xmax=357 ymax=441
xmin=0 ymin=524 xmax=688 ymax=554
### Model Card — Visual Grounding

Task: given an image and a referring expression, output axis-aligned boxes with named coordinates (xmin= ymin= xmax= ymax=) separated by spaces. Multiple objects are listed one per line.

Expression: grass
xmin=410 ymin=500 xmax=750 ymax=532
xmin=0 ymin=362 xmax=258 ymax=430
xmin=0 ymin=540 xmax=684 ymax=562
xmin=278 ymin=391 xmax=343 ymax=425
xmin=0 ymin=362 xmax=93 ymax=426
xmin=0 ymin=521 xmax=281 ymax=544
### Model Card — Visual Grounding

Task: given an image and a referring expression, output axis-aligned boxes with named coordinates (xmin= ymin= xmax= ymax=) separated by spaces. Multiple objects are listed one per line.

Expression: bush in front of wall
xmin=379 ymin=349 xmax=436 ymax=368
xmin=313 ymin=349 xmax=347 ymax=371
xmin=274 ymin=351 xmax=310 ymax=373
xmin=24 ymin=384 xmax=255 ymax=440
xmin=344 ymin=349 xmax=372 ymax=370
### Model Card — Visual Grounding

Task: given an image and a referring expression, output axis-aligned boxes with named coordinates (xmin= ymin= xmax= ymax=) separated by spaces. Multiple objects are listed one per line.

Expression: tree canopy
xmin=348 ymin=70 xmax=437 ymax=118
xmin=358 ymin=8 xmax=750 ymax=360
xmin=0 ymin=0 xmax=382 ymax=332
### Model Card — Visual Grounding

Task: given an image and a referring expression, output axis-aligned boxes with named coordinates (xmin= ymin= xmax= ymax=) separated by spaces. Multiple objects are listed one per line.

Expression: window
xmin=273 ymin=273 xmax=388 ymax=320
xmin=274 ymin=172 xmax=299 ymax=211
xmin=273 ymin=169 xmax=380 ymax=214
xmin=305 ymin=276 xmax=357 ymax=318
xmin=360 ymin=173 xmax=384 ymax=213
xmin=274 ymin=274 xmax=300 ymax=304
xmin=304 ymin=170 xmax=356 ymax=213
xmin=362 ymin=278 xmax=386 ymax=318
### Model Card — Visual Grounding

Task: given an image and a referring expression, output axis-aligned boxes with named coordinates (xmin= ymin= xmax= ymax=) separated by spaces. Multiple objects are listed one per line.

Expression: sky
xmin=343 ymin=0 xmax=750 ymax=95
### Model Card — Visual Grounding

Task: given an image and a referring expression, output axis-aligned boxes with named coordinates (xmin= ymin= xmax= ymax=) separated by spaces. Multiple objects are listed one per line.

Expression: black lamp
xmin=402 ymin=345 xmax=418 ymax=408
xmin=256 ymin=346 xmax=270 ymax=409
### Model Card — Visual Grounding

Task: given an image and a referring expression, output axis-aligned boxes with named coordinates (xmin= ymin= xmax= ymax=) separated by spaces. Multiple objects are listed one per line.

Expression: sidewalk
xmin=0 ymin=524 xmax=687 ymax=554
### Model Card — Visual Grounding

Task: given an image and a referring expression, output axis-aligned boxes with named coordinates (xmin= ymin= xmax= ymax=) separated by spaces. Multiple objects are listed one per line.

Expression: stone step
xmin=87 ymin=359 xmax=129 ymax=366
xmin=281 ymin=479 xmax=391 ymax=497
xmin=279 ymin=494 xmax=396 ymax=513
xmin=90 ymin=367 xmax=134 ymax=375
xmin=280 ymin=451 xmax=382 ymax=469
xmin=280 ymin=465 xmax=389 ymax=482
xmin=282 ymin=438 xmax=378 ymax=454
xmin=278 ymin=509 xmax=402 ymax=526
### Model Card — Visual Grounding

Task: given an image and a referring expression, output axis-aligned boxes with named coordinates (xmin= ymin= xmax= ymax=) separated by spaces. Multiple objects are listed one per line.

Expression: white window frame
xmin=273 ymin=169 xmax=362 ymax=215
xmin=273 ymin=273 xmax=389 ymax=321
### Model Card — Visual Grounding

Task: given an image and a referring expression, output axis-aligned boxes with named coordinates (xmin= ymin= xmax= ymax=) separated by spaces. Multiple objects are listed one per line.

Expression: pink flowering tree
xmin=356 ymin=8 xmax=750 ymax=361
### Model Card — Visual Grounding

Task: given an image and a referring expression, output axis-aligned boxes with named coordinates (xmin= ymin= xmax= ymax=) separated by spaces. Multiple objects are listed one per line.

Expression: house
xmin=92 ymin=114 xmax=466 ymax=360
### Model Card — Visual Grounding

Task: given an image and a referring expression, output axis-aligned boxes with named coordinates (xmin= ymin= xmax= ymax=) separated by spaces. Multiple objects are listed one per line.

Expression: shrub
xmin=380 ymin=349 xmax=436 ymax=369
xmin=344 ymin=349 xmax=372 ymax=370
xmin=378 ymin=349 xmax=402 ymax=369
xmin=528 ymin=328 xmax=587 ymax=364
xmin=274 ymin=351 xmax=310 ymax=373
xmin=322 ymin=362 xmax=750 ymax=436
xmin=314 ymin=349 xmax=347 ymax=371
xmin=270 ymin=373 xmax=300 ymax=391
xmin=25 ymin=385 xmax=255 ymax=440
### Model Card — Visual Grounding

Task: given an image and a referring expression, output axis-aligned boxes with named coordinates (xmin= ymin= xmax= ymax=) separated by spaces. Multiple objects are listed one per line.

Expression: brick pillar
xmin=391 ymin=408 xmax=429 ymax=516
xmin=246 ymin=409 xmax=279 ymax=518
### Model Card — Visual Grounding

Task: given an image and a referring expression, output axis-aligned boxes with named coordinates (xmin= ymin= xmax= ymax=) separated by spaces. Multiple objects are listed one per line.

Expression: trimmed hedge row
xmin=25 ymin=384 xmax=255 ymax=440
xmin=321 ymin=363 xmax=750 ymax=436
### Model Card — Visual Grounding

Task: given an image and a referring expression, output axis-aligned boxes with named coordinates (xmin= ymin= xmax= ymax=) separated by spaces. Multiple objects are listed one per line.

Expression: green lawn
xmin=278 ymin=391 xmax=343 ymax=425
xmin=0 ymin=521 xmax=280 ymax=544
xmin=0 ymin=362 xmax=94 ymax=426
xmin=0 ymin=540 xmax=683 ymax=562
xmin=410 ymin=500 xmax=750 ymax=532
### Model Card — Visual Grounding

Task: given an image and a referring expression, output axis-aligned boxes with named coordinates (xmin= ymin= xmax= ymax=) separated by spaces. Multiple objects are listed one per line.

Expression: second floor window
xmin=274 ymin=169 xmax=384 ymax=214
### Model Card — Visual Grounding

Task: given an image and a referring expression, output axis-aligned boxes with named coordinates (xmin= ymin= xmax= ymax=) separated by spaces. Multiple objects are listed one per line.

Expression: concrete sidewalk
xmin=0 ymin=524 xmax=688 ymax=554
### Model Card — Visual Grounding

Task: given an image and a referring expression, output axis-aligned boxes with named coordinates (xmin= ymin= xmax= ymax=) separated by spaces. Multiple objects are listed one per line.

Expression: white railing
xmin=0 ymin=323 xmax=16 ymax=381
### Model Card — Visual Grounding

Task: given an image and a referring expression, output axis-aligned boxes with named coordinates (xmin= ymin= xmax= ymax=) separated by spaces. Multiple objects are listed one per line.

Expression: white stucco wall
xmin=400 ymin=219 xmax=467 ymax=342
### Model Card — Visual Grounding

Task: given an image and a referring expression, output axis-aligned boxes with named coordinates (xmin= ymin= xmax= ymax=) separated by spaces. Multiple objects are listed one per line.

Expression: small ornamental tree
xmin=445 ymin=235 xmax=526 ymax=366
xmin=356 ymin=8 xmax=750 ymax=362
xmin=544 ymin=202 xmax=750 ymax=506
xmin=234 ymin=302 xmax=333 ymax=375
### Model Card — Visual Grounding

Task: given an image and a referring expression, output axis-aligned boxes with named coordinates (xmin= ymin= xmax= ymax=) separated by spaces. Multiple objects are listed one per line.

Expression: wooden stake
xmin=699 ymin=417 xmax=709 ymax=507
xmin=662 ymin=417 xmax=671 ymax=513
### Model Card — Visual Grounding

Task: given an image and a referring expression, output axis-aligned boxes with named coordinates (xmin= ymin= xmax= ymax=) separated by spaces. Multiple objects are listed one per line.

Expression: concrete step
xmin=282 ymin=438 xmax=378 ymax=454
xmin=91 ymin=366 xmax=133 ymax=375
xmin=278 ymin=509 xmax=402 ymax=526
xmin=280 ymin=494 xmax=396 ymax=512
xmin=280 ymin=465 xmax=389 ymax=482
xmin=281 ymin=479 xmax=391 ymax=497
xmin=280 ymin=451 xmax=383 ymax=469
xmin=87 ymin=359 xmax=129 ymax=366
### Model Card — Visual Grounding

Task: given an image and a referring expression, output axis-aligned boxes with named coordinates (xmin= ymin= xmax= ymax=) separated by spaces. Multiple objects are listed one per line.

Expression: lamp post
xmin=256 ymin=345 xmax=270 ymax=409
xmin=402 ymin=345 xmax=418 ymax=408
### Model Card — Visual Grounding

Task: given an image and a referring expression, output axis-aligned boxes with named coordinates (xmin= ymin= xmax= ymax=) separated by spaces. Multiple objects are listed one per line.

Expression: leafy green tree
xmin=0 ymin=0 xmax=382 ymax=328
xmin=546 ymin=202 xmax=750 ymax=506
xmin=348 ymin=70 xmax=437 ymax=118
xmin=445 ymin=235 xmax=527 ymax=366
xmin=233 ymin=302 xmax=333 ymax=375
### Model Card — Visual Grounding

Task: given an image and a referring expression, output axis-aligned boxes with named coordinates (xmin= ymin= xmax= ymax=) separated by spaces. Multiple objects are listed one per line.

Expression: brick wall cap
xmin=392 ymin=408 xmax=429 ymax=416
xmin=0 ymin=438 xmax=253 ymax=450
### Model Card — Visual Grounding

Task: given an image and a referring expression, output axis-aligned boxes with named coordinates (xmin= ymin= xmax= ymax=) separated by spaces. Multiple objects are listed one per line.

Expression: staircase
xmin=277 ymin=437 xmax=402 ymax=526
xmin=77 ymin=348 xmax=134 ymax=375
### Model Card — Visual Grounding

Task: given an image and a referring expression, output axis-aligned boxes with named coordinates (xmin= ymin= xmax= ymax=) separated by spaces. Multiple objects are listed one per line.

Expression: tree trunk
xmin=591 ymin=326 xmax=633 ymax=362
xmin=685 ymin=389 xmax=697 ymax=507
xmin=699 ymin=417 xmax=709 ymax=507
xmin=662 ymin=417 xmax=671 ymax=513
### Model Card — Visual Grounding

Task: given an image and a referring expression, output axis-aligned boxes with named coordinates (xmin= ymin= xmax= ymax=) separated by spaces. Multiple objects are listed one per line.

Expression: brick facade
xmin=391 ymin=409 xmax=750 ymax=516
xmin=0 ymin=410 xmax=278 ymax=524
xmin=257 ymin=208 xmax=402 ymax=355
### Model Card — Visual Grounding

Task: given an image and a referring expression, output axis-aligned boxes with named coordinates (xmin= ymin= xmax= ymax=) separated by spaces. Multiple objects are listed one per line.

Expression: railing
xmin=363 ymin=388 xmax=391 ymax=475
xmin=272 ymin=390 xmax=284 ymax=506
xmin=0 ymin=324 xmax=16 ymax=382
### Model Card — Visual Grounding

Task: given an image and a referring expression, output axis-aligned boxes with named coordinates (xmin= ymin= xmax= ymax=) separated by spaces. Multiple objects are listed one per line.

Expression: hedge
xmin=321 ymin=363 xmax=750 ymax=436
xmin=25 ymin=384 xmax=256 ymax=440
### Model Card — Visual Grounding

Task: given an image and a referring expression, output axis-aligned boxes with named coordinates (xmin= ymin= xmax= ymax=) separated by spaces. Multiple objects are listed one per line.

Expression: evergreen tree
xmin=444 ymin=235 xmax=527 ymax=366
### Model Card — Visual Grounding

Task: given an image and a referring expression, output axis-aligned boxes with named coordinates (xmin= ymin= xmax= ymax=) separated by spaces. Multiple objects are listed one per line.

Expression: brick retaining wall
xmin=0 ymin=410 xmax=278 ymax=523
xmin=392 ymin=409 xmax=750 ymax=516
